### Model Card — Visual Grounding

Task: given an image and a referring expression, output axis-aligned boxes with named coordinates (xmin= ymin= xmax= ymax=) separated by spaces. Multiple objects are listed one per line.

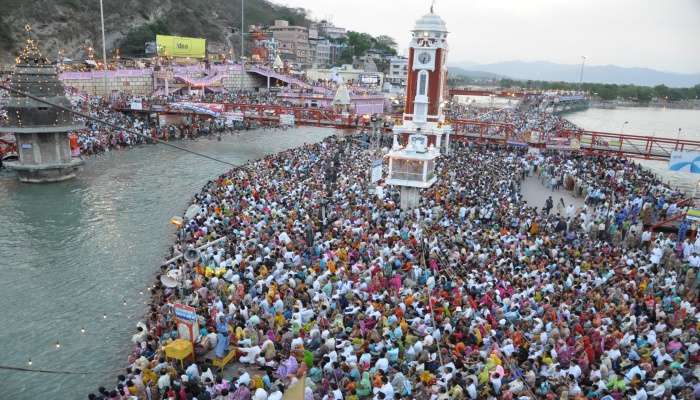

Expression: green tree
xmin=374 ymin=35 xmax=398 ymax=55
xmin=120 ymin=19 xmax=171 ymax=56
xmin=337 ymin=47 xmax=354 ymax=65
xmin=345 ymin=31 xmax=373 ymax=57
xmin=653 ymin=84 xmax=670 ymax=100
xmin=597 ymin=85 xmax=618 ymax=101
xmin=636 ymin=86 xmax=653 ymax=103
xmin=618 ymin=85 xmax=637 ymax=100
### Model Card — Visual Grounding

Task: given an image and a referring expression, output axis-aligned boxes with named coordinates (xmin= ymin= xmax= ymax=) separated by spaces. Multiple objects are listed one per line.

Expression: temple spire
xmin=430 ymin=0 xmax=435 ymax=13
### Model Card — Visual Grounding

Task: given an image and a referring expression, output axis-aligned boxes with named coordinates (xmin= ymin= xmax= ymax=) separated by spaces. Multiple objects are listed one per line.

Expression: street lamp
xmin=240 ymin=0 xmax=245 ymax=62
xmin=99 ymin=0 xmax=108 ymax=95
xmin=676 ymin=128 xmax=682 ymax=141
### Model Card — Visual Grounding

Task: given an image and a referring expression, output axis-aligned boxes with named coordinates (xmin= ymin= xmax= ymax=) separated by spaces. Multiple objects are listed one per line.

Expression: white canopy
xmin=332 ymin=84 xmax=351 ymax=106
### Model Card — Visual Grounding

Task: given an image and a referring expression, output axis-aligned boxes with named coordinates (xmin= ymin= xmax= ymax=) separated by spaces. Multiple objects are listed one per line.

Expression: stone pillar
xmin=445 ymin=131 xmax=450 ymax=155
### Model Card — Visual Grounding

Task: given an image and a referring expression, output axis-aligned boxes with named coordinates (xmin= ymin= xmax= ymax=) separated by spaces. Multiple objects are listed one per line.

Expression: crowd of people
xmin=67 ymin=92 xmax=268 ymax=157
xmin=87 ymin=135 xmax=699 ymax=400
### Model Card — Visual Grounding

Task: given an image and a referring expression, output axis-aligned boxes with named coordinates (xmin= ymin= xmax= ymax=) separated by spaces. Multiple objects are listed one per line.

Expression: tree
xmin=618 ymin=85 xmax=637 ymax=100
xmin=337 ymin=47 xmax=354 ymax=65
xmin=345 ymin=31 xmax=373 ymax=57
xmin=636 ymin=86 xmax=653 ymax=103
xmin=120 ymin=19 xmax=171 ymax=56
xmin=653 ymin=84 xmax=670 ymax=100
xmin=374 ymin=35 xmax=398 ymax=55
xmin=597 ymin=85 xmax=617 ymax=101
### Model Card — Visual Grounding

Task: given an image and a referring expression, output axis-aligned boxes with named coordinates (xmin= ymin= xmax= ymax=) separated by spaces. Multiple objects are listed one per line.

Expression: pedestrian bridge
xmin=108 ymin=100 xmax=698 ymax=161
xmin=450 ymin=120 xmax=700 ymax=160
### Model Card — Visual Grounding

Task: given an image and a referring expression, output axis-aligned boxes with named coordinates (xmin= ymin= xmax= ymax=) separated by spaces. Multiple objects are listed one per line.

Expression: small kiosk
xmin=385 ymin=134 xmax=438 ymax=209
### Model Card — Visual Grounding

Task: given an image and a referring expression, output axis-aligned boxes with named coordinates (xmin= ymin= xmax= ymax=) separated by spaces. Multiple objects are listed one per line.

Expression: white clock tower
xmin=392 ymin=7 xmax=451 ymax=152
xmin=385 ymin=7 xmax=452 ymax=210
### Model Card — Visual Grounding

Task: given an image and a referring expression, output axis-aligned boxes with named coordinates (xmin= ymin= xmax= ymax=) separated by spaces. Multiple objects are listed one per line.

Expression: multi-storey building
xmin=268 ymin=20 xmax=312 ymax=67
xmin=318 ymin=20 xmax=347 ymax=40
xmin=388 ymin=56 xmax=409 ymax=85
xmin=311 ymin=38 xmax=331 ymax=68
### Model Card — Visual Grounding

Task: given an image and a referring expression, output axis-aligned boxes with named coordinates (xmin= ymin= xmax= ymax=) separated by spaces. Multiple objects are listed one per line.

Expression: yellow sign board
xmin=687 ymin=208 xmax=700 ymax=221
xmin=156 ymin=35 xmax=206 ymax=58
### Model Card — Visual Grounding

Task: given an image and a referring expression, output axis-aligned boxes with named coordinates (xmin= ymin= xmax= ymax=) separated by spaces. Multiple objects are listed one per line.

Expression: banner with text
xmin=156 ymin=35 xmax=206 ymax=59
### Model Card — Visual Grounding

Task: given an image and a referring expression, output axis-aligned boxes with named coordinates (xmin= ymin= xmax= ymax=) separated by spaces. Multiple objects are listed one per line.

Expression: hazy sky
xmin=275 ymin=0 xmax=700 ymax=74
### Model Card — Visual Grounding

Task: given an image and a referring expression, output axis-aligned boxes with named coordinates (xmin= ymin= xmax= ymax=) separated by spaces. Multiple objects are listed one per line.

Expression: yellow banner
xmin=156 ymin=35 xmax=206 ymax=58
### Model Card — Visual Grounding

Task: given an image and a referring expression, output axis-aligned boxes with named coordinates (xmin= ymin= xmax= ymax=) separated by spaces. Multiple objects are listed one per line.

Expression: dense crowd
xmin=475 ymin=108 xmax=581 ymax=141
xmin=68 ymin=94 xmax=260 ymax=156
xmin=88 ymin=136 xmax=699 ymax=400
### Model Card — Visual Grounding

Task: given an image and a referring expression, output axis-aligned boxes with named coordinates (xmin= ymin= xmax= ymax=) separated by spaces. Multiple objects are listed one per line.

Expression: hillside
xmin=0 ymin=0 xmax=310 ymax=61
xmin=450 ymin=60 xmax=700 ymax=88
xmin=448 ymin=66 xmax=503 ymax=80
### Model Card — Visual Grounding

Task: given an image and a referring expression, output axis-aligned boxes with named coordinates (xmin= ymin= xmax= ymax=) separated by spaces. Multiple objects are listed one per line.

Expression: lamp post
xmin=676 ymin=128 xmax=682 ymax=140
xmin=99 ymin=0 xmax=108 ymax=96
xmin=240 ymin=0 xmax=245 ymax=62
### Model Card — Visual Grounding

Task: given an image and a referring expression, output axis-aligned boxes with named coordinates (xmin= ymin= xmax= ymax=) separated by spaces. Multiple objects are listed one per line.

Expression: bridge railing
xmin=562 ymin=130 xmax=700 ymax=160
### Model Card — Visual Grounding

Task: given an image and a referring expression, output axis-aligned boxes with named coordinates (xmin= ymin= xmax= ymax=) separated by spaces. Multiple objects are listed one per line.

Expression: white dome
xmin=413 ymin=12 xmax=448 ymax=33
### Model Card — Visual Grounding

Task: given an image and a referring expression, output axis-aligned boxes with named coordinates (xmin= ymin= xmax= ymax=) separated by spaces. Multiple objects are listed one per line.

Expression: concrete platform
xmin=520 ymin=174 xmax=585 ymax=212
xmin=4 ymin=158 xmax=84 ymax=183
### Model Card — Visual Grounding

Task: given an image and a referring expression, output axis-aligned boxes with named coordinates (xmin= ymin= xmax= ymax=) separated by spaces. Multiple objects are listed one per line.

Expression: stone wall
xmin=60 ymin=70 xmax=154 ymax=96
xmin=58 ymin=67 xmax=267 ymax=96
xmin=223 ymin=70 xmax=264 ymax=91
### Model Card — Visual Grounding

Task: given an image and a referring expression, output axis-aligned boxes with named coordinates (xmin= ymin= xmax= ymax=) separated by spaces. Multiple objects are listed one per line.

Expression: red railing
xmin=560 ymin=129 xmax=700 ymax=160
xmin=111 ymin=101 xmax=700 ymax=161
xmin=0 ymin=135 xmax=17 ymax=160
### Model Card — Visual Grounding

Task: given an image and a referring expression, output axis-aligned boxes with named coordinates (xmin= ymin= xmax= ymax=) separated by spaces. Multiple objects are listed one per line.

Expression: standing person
xmin=544 ymin=196 xmax=554 ymax=215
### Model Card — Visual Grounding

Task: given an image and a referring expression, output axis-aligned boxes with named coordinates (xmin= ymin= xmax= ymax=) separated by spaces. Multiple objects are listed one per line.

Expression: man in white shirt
xmin=157 ymin=371 xmax=171 ymax=392
xmin=641 ymin=231 xmax=652 ymax=250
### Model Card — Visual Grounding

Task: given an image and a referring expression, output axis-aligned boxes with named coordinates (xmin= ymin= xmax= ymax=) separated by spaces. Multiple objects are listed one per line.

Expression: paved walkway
xmin=521 ymin=174 xmax=585 ymax=211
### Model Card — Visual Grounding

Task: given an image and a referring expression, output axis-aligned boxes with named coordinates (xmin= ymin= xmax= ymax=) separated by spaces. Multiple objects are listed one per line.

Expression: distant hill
xmin=450 ymin=60 xmax=700 ymax=87
xmin=448 ymin=66 xmax=503 ymax=80
xmin=0 ymin=0 xmax=310 ymax=61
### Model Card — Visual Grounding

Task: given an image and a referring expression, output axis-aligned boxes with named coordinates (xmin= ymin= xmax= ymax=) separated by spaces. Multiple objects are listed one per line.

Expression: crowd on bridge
xmin=447 ymin=103 xmax=582 ymax=143
xmin=67 ymin=92 xmax=288 ymax=157
xmin=87 ymin=134 xmax=699 ymax=400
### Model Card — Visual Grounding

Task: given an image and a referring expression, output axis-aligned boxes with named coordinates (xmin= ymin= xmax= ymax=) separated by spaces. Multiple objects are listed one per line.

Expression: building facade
xmin=268 ymin=20 xmax=312 ymax=67
xmin=388 ymin=56 xmax=409 ymax=85
xmin=318 ymin=21 xmax=347 ymax=40
xmin=309 ymin=29 xmax=331 ymax=68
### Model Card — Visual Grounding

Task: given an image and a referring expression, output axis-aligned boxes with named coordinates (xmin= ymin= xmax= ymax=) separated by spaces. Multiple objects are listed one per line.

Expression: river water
xmin=567 ymin=106 xmax=700 ymax=193
xmin=0 ymin=127 xmax=334 ymax=399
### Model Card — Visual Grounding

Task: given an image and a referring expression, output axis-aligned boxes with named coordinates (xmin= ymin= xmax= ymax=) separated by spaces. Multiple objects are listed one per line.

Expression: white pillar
xmin=445 ymin=131 xmax=450 ymax=155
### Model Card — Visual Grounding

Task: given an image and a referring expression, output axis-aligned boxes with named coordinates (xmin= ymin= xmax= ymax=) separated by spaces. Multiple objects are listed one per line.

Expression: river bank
xmin=0 ymin=127 xmax=334 ymax=399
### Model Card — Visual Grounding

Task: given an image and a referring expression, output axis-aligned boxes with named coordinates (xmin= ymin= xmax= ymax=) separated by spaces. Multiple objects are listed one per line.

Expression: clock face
xmin=418 ymin=52 xmax=431 ymax=64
